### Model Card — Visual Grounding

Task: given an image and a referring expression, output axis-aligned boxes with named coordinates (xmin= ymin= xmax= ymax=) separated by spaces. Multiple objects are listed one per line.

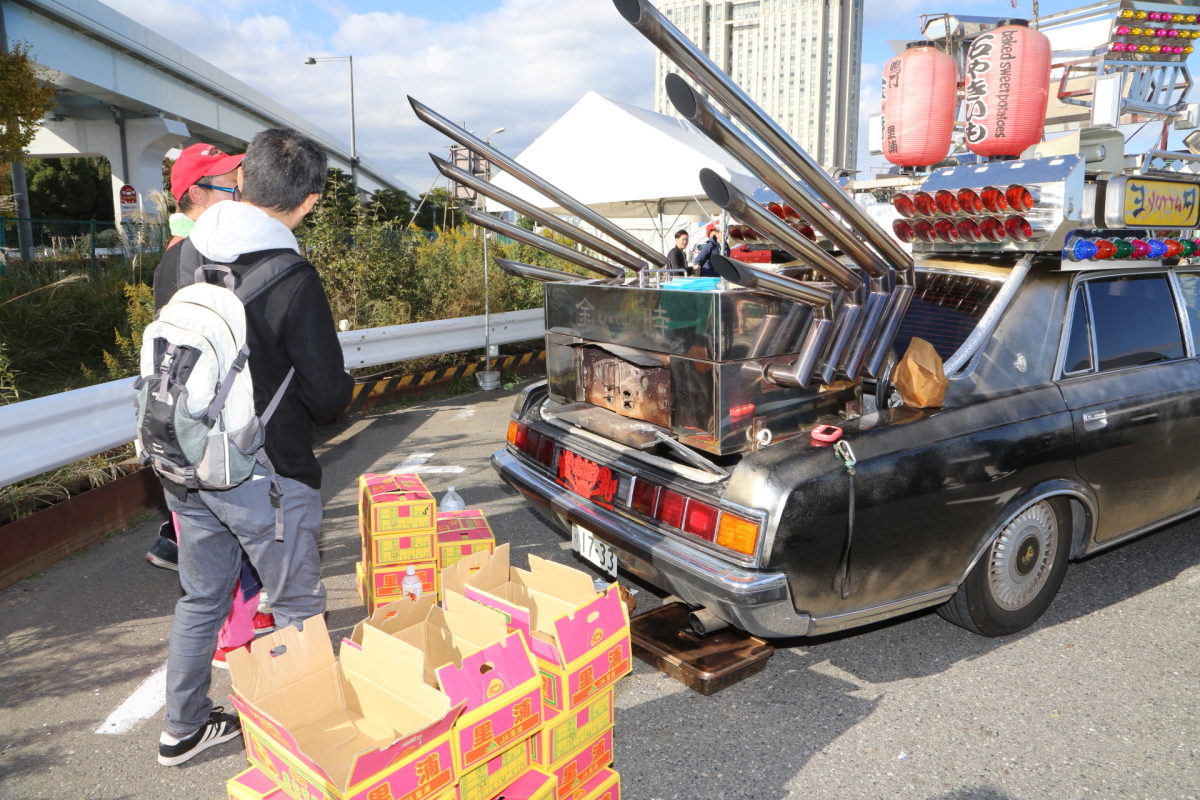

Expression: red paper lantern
xmin=963 ymin=20 xmax=1051 ymax=157
xmin=881 ymin=42 xmax=957 ymax=167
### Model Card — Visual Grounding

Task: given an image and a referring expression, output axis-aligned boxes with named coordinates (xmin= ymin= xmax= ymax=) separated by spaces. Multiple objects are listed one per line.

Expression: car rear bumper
xmin=491 ymin=447 xmax=813 ymax=637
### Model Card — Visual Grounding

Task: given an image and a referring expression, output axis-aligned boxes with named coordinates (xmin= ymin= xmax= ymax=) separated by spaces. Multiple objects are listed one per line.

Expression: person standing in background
xmin=693 ymin=222 xmax=728 ymax=277
xmin=666 ymin=229 xmax=689 ymax=272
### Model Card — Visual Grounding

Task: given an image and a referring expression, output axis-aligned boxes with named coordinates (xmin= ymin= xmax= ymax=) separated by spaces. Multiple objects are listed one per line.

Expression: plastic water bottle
xmin=401 ymin=565 xmax=423 ymax=600
xmin=440 ymin=485 xmax=465 ymax=512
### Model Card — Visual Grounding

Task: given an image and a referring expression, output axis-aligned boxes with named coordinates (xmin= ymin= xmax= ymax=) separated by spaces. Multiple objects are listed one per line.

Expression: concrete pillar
xmin=28 ymin=115 xmax=190 ymax=224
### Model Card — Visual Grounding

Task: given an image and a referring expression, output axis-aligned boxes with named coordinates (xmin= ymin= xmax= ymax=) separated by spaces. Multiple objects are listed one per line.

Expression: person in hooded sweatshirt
xmin=156 ymin=128 xmax=353 ymax=767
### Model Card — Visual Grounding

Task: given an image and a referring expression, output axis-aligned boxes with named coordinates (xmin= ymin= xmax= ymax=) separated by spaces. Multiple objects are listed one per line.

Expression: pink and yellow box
xmin=531 ymin=690 xmax=614 ymax=768
xmin=360 ymin=473 xmax=437 ymax=536
xmin=482 ymin=766 xmax=556 ymax=800
xmin=442 ymin=545 xmax=633 ymax=713
xmin=456 ymin=736 xmax=534 ymax=800
xmin=544 ymin=730 xmax=613 ymax=800
xmin=573 ymin=767 xmax=620 ymax=800
xmin=436 ymin=510 xmax=496 ymax=568
xmin=351 ymin=594 xmax=544 ymax=774
xmin=227 ymin=615 xmax=463 ymax=800
xmin=366 ymin=528 xmax=438 ymax=567
xmin=227 ymin=766 xmax=288 ymax=800
xmin=369 ymin=560 xmax=439 ymax=602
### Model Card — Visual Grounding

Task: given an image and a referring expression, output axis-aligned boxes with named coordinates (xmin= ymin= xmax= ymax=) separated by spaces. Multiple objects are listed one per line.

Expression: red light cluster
xmin=729 ymin=201 xmax=816 ymax=245
xmin=505 ymin=420 xmax=763 ymax=557
xmin=892 ymin=185 xmax=1038 ymax=245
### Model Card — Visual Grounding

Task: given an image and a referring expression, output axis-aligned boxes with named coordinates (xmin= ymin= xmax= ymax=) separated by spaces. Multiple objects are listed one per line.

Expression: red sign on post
xmin=119 ymin=185 xmax=137 ymax=205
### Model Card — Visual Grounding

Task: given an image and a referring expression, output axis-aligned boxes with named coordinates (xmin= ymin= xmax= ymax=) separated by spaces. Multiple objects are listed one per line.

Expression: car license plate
xmin=571 ymin=525 xmax=618 ymax=578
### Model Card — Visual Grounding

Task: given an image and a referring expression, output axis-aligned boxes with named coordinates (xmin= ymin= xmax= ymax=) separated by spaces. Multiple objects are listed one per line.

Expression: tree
xmin=25 ymin=157 xmax=114 ymax=221
xmin=0 ymin=42 xmax=56 ymax=165
xmin=368 ymin=188 xmax=414 ymax=225
xmin=413 ymin=186 xmax=458 ymax=230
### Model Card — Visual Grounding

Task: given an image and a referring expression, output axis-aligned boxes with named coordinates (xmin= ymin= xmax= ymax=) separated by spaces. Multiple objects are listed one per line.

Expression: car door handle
xmin=1082 ymin=409 xmax=1108 ymax=430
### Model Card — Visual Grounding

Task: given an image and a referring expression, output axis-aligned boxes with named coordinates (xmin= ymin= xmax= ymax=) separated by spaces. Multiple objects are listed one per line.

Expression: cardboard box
xmin=351 ymin=595 xmax=544 ymax=773
xmin=227 ymin=767 xmax=288 ymax=800
xmin=483 ymin=766 xmax=556 ymax=800
xmin=573 ymin=767 xmax=620 ymax=800
xmin=228 ymin=615 xmax=462 ymax=800
xmin=531 ymin=690 xmax=614 ymax=768
xmin=360 ymin=473 xmax=436 ymax=536
xmin=442 ymin=545 xmax=632 ymax=712
xmin=436 ymin=510 xmax=496 ymax=568
xmin=544 ymin=729 xmax=613 ymax=800
xmin=366 ymin=529 xmax=438 ymax=567
xmin=456 ymin=736 xmax=533 ymax=800
xmin=368 ymin=560 xmax=439 ymax=604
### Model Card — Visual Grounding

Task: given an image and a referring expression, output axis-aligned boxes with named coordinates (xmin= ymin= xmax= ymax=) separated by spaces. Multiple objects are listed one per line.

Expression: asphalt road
xmin=1 ymin=384 xmax=1197 ymax=800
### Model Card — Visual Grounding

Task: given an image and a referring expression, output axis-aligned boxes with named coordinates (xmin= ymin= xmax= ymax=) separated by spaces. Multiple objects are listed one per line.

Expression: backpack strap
xmin=233 ymin=250 xmax=308 ymax=304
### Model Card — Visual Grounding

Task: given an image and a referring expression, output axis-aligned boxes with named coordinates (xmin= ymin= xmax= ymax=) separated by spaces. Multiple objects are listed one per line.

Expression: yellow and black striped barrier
xmin=346 ymin=350 xmax=546 ymax=415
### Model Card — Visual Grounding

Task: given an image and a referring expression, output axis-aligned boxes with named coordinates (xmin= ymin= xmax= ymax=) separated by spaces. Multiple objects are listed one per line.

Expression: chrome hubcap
xmin=988 ymin=501 xmax=1057 ymax=611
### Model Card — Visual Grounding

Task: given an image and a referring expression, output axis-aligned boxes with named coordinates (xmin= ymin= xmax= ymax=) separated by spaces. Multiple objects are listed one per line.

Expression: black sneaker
xmin=157 ymin=707 xmax=241 ymax=766
xmin=145 ymin=522 xmax=179 ymax=571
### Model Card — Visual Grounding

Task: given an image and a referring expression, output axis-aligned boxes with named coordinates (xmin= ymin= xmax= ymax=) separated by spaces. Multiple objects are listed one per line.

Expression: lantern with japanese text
xmin=881 ymin=41 xmax=958 ymax=167
xmin=963 ymin=19 xmax=1052 ymax=157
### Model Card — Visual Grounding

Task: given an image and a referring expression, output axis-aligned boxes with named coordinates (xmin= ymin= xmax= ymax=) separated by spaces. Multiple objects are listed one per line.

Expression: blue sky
xmin=93 ymin=0 xmax=1158 ymax=193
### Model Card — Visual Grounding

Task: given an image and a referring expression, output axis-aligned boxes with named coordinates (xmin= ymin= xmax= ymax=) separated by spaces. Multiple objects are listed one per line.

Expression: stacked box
xmin=226 ymin=615 xmax=464 ymax=800
xmin=226 ymin=767 xmax=287 ymax=800
xmin=357 ymin=473 xmax=439 ymax=609
xmin=441 ymin=545 xmax=632 ymax=800
xmin=437 ymin=510 xmax=496 ymax=569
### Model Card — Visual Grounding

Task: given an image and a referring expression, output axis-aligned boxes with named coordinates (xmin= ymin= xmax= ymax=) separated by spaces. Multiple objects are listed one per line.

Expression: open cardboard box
xmin=441 ymin=545 xmax=632 ymax=712
xmin=350 ymin=594 xmax=544 ymax=772
xmin=228 ymin=615 xmax=462 ymax=800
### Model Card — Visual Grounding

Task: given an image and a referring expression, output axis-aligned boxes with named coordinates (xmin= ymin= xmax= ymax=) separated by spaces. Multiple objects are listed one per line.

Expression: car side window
xmin=1174 ymin=272 xmax=1200 ymax=351
xmin=1062 ymin=285 xmax=1093 ymax=374
xmin=1085 ymin=275 xmax=1184 ymax=371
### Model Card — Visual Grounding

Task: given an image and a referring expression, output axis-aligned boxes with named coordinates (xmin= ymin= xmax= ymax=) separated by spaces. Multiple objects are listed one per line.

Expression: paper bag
xmin=893 ymin=337 xmax=948 ymax=408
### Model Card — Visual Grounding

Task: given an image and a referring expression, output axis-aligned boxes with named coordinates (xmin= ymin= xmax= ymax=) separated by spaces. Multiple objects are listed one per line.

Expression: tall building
xmin=653 ymin=0 xmax=864 ymax=172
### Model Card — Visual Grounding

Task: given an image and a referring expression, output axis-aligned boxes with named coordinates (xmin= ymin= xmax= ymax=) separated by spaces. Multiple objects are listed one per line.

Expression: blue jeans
xmin=163 ymin=467 xmax=325 ymax=736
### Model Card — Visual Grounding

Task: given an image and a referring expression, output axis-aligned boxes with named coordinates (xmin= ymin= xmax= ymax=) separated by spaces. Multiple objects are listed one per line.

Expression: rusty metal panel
xmin=580 ymin=346 xmax=672 ymax=428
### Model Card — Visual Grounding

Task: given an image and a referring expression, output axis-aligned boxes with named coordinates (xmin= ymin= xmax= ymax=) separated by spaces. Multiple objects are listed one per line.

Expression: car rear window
xmin=893 ymin=271 xmax=1000 ymax=360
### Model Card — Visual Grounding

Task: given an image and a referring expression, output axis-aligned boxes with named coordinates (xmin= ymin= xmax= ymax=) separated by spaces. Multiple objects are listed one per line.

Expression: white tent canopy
xmin=487 ymin=91 xmax=763 ymax=222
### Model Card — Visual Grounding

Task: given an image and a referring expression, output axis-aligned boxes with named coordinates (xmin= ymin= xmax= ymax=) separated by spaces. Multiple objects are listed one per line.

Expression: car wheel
xmin=938 ymin=498 xmax=1069 ymax=637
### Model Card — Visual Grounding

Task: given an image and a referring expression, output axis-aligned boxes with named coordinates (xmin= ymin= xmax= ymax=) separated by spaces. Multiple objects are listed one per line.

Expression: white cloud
xmin=98 ymin=0 xmax=655 ymax=194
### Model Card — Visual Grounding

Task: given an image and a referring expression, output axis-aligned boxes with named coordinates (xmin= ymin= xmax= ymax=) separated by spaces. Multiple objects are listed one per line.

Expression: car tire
xmin=938 ymin=497 xmax=1070 ymax=637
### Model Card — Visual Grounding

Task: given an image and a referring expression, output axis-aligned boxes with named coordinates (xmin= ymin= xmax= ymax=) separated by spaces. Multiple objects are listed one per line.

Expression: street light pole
xmin=303 ymin=55 xmax=357 ymax=192
xmin=479 ymin=126 xmax=505 ymax=389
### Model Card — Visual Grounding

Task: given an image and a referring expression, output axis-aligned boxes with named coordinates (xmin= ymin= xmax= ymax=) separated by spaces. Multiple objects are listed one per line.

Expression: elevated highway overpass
xmin=3 ymin=0 xmax=404 ymax=219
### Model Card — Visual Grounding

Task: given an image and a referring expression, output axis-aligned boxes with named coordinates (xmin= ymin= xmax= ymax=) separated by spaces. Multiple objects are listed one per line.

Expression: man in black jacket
xmin=692 ymin=222 xmax=728 ymax=277
xmin=157 ymin=129 xmax=354 ymax=767
xmin=665 ymin=229 xmax=689 ymax=272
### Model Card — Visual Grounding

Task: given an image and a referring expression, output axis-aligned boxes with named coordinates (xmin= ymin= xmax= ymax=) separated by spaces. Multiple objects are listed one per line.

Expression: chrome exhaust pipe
xmin=410 ymin=95 xmax=663 ymax=269
xmin=771 ymin=302 xmax=812 ymax=354
xmin=766 ymin=309 xmax=835 ymax=389
xmin=840 ymin=279 xmax=891 ymax=379
xmin=616 ymin=0 xmax=912 ymax=273
xmin=748 ymin=313 xmax=783 ymax=358
xmin=678 ymin=79 xmax=885 ymax=280
xmin=699 ymin=169 xmax=861 ymax=292
xmin=865 ymin=284 xmax=916 ymax=377
xmin=431 ymin=155 xmax=648 ymax=274
xmin=493 ymin=257 xmax=591 ymax=283
xmin=462 ymin=208 xmax=626 ymax=280
xmin=818 ymin=299 xmax=863 ymax=385
xmin=709 ymin=254 xmax=831 ymax=308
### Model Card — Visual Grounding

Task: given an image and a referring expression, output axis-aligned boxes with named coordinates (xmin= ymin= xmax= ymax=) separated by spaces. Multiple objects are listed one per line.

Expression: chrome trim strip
xmin=806 ymin=587 xmax=958 ymax=636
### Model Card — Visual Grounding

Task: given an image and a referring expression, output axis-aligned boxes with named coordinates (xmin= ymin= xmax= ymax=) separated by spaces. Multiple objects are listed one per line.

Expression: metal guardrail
xmin=0 ymin=308 xmax=545 ymax=488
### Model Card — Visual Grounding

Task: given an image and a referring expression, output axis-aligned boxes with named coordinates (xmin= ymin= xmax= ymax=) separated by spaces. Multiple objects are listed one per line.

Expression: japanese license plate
xmin=571 ymin=525 xmax=618 ymax=578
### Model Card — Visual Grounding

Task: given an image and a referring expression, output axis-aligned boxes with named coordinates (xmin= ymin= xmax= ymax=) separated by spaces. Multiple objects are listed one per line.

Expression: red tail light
xmin=935 ymin=190 xmax=960 ymax=215
xmin=957 ymin=218 xmax=982 ymax=242
xmin=893 ymin=194 xmax=917 ymax=218
xmin=980 ymin=186 xmax=1010 ymax=214
xmin=630 ymin=479 xmax=658 ymax=516
xmin=893 ymin=219 xmax=916 ymax=243
xmin=957 ymin=188 xmax=984 ymax=214
xmin=1004 ymin=215 xmax=1033 ymax=242
xmin=979 ymin=216 xmax=1006 ymax=242
xmin=657 ymin=490 xmax=686 ymax=528
xmin=1164 ymin=239 xmax=1184 ymax=258
xmin=781 ymin=204 xmax=801 ymax=220
xmin=913 ymin=192 xmax=937 ymax=217
xmin=797 ymin=225 xmax=816 ymax=241
xmin=912 ymin=219 xmax=935 ymax=242
xmin=767 ymin=202 xmax=784 ymax=217
xmin=1005 ymin=184 xmax=1036 ymax=212
xmin=1094 ymin=239 xmax=1117 ymax=259
xmin=933 ymin=218 xmax=960 ymax=241
xmin=682 ymin=499 xmax=720 ymax=541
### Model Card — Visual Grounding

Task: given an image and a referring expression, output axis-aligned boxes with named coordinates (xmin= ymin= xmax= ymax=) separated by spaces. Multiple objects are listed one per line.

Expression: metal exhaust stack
xmin=493 ymin=257 xmax=591 ymax=284
xmin=410 ymin=95 xmax=662 ymax=270
xmin=709 ymin=254 xmax=830 ymax=308
xmin=430 ymin=155 xmax=648 ymax=274
xmin=462 ymin=208 xmax=626 ymax=280
xmin=614 ymin=0 xmax=912 ymax=274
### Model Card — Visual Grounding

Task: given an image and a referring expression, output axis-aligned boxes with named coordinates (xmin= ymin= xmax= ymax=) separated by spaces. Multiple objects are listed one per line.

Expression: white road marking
xmin=453 ymin=408 xmax=476 ymax=420
xmin=390 ymin=452 xmax=465 ymax=475
xmin=96 ymin=661 xmax=167 ymax=735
